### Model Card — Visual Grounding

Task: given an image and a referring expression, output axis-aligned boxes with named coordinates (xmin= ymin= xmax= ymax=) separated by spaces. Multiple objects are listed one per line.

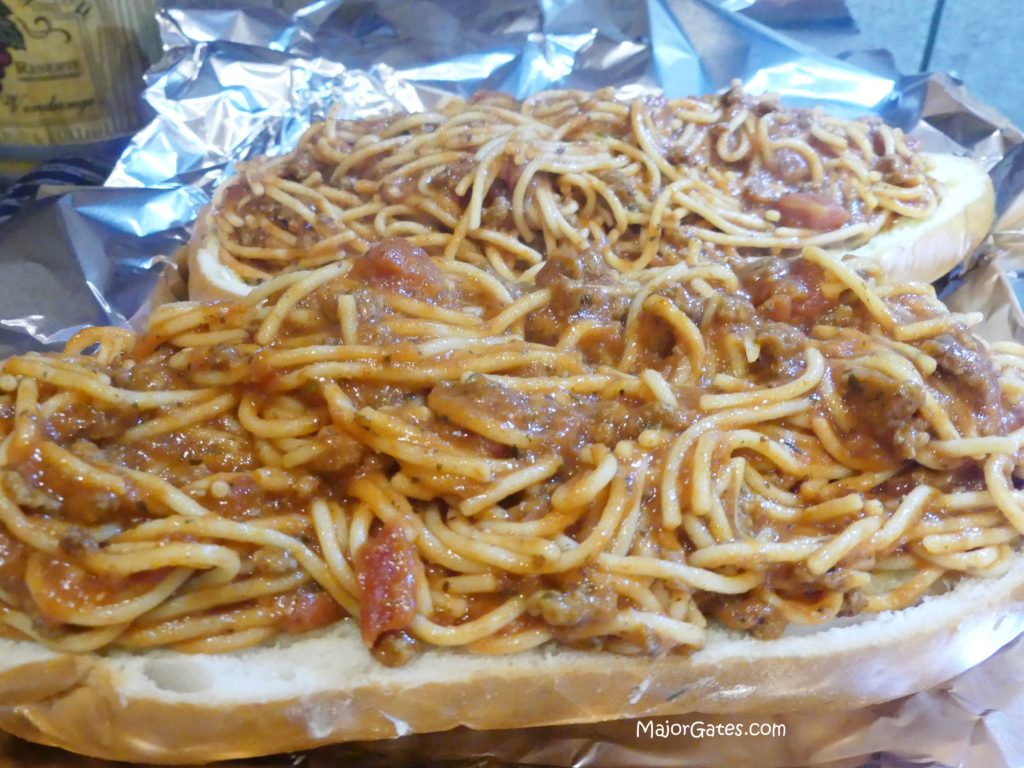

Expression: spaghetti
xmin=0 ymin=238 xmax=1022 ymax=664
xmin=200 ymin=84 xmax=939 ymax=287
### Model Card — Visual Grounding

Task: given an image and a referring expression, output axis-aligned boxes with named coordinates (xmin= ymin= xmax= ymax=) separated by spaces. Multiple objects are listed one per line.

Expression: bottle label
xmin=0 ymin=0 xmax=154 ymax=146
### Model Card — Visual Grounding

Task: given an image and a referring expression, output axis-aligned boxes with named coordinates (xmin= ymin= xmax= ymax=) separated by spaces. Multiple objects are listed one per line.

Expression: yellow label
xmin=0 ymin=0 xmax=156 ymax=146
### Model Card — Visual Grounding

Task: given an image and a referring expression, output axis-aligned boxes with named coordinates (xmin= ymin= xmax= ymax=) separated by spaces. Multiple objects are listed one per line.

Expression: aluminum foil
xmin=0 ymin=185 xmax=203 ymax=352
xmin=1 ymin=0 xmax=1019 ymax=360
xmin=1 ymin=0 xmax=1024 ymax=766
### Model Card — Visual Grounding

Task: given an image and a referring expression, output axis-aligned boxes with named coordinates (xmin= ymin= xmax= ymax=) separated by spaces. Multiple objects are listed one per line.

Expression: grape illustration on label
xmin=0 ymin=2 xmax=25 ymax=97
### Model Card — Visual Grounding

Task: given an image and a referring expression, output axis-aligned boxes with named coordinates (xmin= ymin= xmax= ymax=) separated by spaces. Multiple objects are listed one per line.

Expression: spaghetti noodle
xmin=0 ymin=238 xmax=1021 ymax=664
xmin=200 ymin=84 xmax=939 ymax=286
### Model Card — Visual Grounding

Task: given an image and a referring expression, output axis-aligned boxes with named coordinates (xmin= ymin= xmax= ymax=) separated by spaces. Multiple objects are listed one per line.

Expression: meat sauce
xmin=737 ymin=257 xmax=832 ymax=329
xmin=643 ymin=85 xmax=931 ymax=238
xmin=214 ymin=85 xmax=937 ymax=294
xmin=27 ymin=558 xmax=172 ymax=625
xmin=1 ymin=233 xmax=1017 ymax=659
xmin=736 ymin=256 xmax=1022 ymax=473
xmin=921 ymin=332 xmax=1015 ymax=434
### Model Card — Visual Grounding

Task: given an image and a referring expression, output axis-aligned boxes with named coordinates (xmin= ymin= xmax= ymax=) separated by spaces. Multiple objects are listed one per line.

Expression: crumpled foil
xmin=1 ymin=1 xmax=1024 ymax=766
xmin=1 ymin=0 xmax=1021 ymax=360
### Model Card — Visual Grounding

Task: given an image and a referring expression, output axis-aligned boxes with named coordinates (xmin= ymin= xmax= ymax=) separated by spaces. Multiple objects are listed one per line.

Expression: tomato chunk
xmin=356 ymin=524 xmax=420 ymax=647
xmin=776 ymin=192 xmax=850 ymax=231
xmin=737 ymin=257 xmax=833 ymax=329
xmin=277 ymin=589 xmax=341 ymax=635
xmin=351 ymin=238 xmax=451 ymax=303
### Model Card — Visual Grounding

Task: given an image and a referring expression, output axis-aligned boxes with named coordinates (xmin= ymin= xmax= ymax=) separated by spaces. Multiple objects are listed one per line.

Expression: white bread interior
xmin=0 ymin=552 xmax=1021 ymax=764
xmin=849 ymin=152 xmax=994 ymax=283
xmin=186 ymin=218 xmax=252 ymax=304
xmin=185 ymin=153 xmax=995 ymax=303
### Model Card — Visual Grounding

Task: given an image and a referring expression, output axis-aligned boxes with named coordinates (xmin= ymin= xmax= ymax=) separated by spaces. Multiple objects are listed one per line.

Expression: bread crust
xmin=0 ymin=554 xmax=1022 ymax=764
xmin=850 ymin=153 xmax=995 ymax=283
xmin=185 ymin=207 xmax=252 ymax=304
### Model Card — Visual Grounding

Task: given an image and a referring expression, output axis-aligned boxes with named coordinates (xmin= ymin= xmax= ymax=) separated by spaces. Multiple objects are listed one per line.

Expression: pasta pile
xmin=1 ymin=234 xmax=1022 ymax=664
